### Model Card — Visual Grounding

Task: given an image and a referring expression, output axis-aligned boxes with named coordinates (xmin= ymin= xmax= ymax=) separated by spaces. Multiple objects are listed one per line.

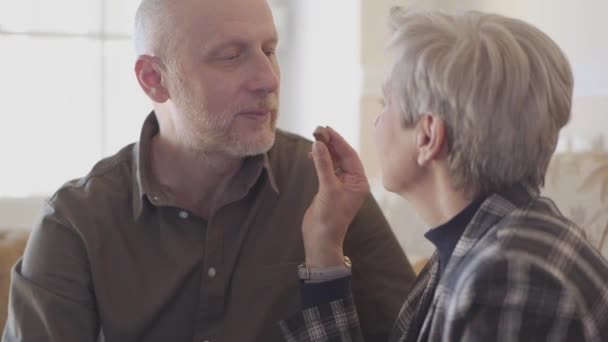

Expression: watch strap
xmin=298 ymin=256 xmax=352 ymax=283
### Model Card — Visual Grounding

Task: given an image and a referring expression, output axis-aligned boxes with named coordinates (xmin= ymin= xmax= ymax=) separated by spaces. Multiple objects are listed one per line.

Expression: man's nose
xmin=247 ymin=52 xmax=280 ymax=94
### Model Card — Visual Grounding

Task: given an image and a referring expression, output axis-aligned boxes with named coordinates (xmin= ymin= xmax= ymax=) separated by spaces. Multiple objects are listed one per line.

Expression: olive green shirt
xmin=4 ymin=113 xmax=415 ymax=342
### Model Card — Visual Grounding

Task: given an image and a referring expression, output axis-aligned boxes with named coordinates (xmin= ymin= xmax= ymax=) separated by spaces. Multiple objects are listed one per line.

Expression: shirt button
xmin=208 ymin=267 xmax=217 ymax=278
xmin=178 ymin=210 xmax=189 ymax=219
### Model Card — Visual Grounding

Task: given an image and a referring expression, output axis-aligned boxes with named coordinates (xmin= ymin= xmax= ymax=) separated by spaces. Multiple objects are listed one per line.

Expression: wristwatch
xmin=298 ymin=256 xmax=352 ymax=282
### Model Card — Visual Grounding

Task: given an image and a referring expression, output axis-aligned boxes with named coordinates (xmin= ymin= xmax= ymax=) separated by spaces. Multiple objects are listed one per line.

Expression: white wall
xmin=0 ymin=197 xmax=45 ymax=230
xmin=275 ymin=0 xmax=362 ymax=151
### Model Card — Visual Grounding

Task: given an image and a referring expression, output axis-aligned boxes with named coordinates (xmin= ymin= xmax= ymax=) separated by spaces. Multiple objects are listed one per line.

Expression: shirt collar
xmin=424 ymin=197 xmax=484 ymax=276
xmin=132 ymin=111 xmax=280 ymax=219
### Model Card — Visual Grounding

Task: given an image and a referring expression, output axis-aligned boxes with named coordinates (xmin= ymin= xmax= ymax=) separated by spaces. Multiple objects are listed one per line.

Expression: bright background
xmin=0 ymin=0 xmax=606 ymax=227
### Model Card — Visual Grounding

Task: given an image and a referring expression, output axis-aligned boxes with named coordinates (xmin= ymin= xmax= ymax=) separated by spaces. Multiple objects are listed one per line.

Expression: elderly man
xmin=3 ymin=0 xmax=415 ymax=341
xmin=280 ymin=8 xmax=608 ymax=342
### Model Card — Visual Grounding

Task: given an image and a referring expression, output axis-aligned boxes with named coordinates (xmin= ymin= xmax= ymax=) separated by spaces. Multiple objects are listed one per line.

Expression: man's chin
xmin=228 ymin=130 xmax=276 ymax=157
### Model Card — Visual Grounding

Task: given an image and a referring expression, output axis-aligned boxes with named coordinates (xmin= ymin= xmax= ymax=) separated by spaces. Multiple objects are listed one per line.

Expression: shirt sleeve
xmin=280 ymin=294 xmax=365 ymax=342
xmin=3 ymin=201 xmax=99 ymax=341
xmin=300 ymin=276 xmax=352 ymax=310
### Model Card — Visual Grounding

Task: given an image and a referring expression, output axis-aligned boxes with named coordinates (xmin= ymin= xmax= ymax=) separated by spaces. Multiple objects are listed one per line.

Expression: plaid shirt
xmin=280 ymin=184 xmax=608 ymax=341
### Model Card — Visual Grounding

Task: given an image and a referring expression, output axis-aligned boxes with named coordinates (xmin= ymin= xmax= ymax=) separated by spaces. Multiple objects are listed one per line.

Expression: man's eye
xmin=220 ymin=54 xmax=240 ymax=61
xmin=264 ymin=49 xmax=276 ymax=57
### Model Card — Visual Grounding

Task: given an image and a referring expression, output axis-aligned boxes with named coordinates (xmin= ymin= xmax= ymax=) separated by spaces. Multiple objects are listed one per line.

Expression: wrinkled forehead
xmin=171 ymin=0 xmax=278 ymax=47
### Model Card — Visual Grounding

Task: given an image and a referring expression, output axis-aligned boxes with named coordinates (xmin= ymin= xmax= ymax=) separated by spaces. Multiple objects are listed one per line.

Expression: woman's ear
xmin=134 ymin=55 xmax=170 ymax=103
xmin=415 ymin=114 xmax=447 ymax=166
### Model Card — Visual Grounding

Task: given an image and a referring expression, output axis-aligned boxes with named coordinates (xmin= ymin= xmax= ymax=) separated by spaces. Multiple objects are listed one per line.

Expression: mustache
xmin=241 ymin=96 xmax=279 ymax=113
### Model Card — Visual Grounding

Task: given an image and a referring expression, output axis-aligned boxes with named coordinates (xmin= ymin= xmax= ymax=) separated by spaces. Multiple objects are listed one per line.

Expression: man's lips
xmin=238 ymin=110 xmax=273 ymax=120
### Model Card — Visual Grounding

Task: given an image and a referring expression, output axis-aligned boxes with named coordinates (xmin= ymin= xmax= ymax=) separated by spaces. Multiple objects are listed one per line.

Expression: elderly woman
xmin=280 ymin=8 xmax=608 ymax=342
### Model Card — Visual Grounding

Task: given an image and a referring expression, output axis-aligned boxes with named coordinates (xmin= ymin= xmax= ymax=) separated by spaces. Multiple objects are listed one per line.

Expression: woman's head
xmin=378 ymin=9 xmax=573 ymax=198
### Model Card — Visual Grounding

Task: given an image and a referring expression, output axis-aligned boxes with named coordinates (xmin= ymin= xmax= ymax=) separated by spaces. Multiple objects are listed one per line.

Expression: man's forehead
xmin=172 ymin=0 xmax=277 ymax=43
xmin=173 ymin=0 xmax=274 ymax=27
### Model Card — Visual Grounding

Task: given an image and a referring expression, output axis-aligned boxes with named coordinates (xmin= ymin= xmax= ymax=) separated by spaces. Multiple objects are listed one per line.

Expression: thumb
xmin=312 ymin=141 xmax=337 ymax=190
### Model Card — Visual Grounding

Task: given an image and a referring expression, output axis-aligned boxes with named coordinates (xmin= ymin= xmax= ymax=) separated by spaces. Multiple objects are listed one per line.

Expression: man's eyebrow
xmin=205 ymin=40 xmax=246 ymax=52
xmin=206 ymin=34 xmax=279 ymax=50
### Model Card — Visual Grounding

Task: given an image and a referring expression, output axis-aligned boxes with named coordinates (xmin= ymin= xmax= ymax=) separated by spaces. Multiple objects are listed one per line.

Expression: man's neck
xmin=150 ymin=134 xmax=244 ymax=218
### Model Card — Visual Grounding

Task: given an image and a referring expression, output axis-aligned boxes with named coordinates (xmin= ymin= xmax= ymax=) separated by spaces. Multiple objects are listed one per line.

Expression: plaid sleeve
xmin=301 ymin=276 xmax=352 ymax=309
xmin=279 ymin=295 xmax=364 ymax=342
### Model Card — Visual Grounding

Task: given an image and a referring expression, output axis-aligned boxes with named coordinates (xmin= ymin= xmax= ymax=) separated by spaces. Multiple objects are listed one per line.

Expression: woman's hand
xmin=303 ymin=126 xmax=370 ymax=267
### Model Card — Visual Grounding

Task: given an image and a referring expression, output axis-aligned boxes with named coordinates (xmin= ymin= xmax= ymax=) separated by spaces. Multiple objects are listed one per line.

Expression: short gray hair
xmin=387 ymin=8 xmax=573 ymax=198
xmin=134 ymin=0 xmax=177 ymax=59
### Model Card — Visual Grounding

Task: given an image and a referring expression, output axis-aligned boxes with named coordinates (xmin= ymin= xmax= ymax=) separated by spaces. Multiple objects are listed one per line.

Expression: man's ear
xmin=134 ymin=55 xmax=170 ymax=103
xmin=415 ymin=114 xmax=447 ymax=166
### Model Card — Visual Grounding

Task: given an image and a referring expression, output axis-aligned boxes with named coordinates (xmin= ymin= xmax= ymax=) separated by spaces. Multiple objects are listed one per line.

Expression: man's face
xmin=164 ymin=0 xmax=280 ymax=157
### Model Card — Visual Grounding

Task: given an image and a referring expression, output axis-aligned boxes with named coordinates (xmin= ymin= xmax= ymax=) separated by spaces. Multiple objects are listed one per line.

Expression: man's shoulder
xmin=48 ymin=143 xmax=136 ymax=215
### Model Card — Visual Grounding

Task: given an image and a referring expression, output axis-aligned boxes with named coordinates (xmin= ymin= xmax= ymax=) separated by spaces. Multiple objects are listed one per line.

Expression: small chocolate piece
xmin=313 ymin=126 xmax=330 ymax=144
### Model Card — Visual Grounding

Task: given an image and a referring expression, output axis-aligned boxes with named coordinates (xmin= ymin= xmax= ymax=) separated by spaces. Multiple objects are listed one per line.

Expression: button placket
xmin=197 ymin=214 xmax=226 ymax=324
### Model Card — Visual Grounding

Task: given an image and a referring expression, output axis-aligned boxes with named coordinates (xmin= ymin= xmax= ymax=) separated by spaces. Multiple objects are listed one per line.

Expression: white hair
xmin=387 ymin=8 xmax=573 ymax=198
xmin=133 ymin=0 xmax=177 ymax=59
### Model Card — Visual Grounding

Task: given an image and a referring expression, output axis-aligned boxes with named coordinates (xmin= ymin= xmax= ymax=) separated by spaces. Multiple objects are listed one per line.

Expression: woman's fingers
xmin=311 ymin=141 xmax=338 ymax=191
xmin=324 ymin=126 xmax=366 ymax=176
